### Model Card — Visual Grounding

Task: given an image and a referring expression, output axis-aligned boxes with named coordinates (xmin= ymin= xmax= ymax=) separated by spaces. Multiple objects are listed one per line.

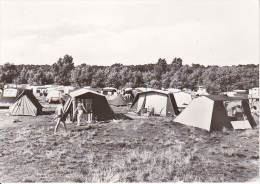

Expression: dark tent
xmin=63 ymin=88 xmax=115 ymax=122
xmin=9 ymin=90 xmax=43 ymax=116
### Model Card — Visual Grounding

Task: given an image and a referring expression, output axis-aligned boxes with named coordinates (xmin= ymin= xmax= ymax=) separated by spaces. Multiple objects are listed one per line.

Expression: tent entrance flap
xmin=82 ymin=99 xmax=93 ymax=122
xmin=145 ymin=93 xmax=167 ymax=115
xmin=210 ymin=101 xmax=232 ymax=131
xmin=136 ymin=95 xmax=146 ymax=113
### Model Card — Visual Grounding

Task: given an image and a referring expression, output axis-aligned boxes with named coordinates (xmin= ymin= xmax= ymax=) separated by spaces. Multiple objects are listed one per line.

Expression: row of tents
xmin=66 ymin=89 xmax=257 ymax=132
xmin=0 ymin=87 xmax=257 ymax=132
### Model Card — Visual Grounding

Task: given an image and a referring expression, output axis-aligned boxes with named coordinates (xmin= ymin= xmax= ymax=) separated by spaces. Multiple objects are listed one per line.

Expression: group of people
xmin=54 ymin=99 xmax=90 ymax=134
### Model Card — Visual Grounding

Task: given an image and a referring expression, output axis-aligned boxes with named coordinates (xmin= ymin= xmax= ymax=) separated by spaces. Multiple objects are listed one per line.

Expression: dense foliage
xmin=0 ymin=55 xmax=258 ymax=94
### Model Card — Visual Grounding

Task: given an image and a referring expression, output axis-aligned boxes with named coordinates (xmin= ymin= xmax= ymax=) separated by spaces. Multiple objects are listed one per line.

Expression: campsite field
xmin=0 ymin=101 xmax=259 ymax=182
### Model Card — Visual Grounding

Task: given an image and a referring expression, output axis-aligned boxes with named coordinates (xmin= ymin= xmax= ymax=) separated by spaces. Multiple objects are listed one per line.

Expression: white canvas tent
xmin=0 ymin=88 xmax=23 ymax=107
xmin=131 ymin=90 xmax=180 ymax=116
xmin=173 ymin=92 xmax=192 ymax=108
xmin=174 ymin=95 xmax=256 ymax=132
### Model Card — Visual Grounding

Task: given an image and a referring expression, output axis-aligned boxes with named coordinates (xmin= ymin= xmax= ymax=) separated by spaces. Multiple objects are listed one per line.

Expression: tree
xmin=154 ymin=58 xmax=167 ymax=80
xmin=171 ymin=58 xmax=183 ymax=71
xmin=0 ymin=62 xmax=18 ymax=83
xmin=51 ymin=54 xmax=74 ymax=85
xmin=91 ymin=69 xmax=105 ymax=88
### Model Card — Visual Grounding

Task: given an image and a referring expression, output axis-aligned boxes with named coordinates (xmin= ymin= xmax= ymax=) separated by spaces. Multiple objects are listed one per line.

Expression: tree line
xmin=0 ymin=54 xmax=259 ymax=94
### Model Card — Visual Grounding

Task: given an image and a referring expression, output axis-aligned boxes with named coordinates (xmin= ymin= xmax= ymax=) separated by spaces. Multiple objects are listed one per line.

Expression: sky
xmin=0 ymin=0 xmax=259 ymax=66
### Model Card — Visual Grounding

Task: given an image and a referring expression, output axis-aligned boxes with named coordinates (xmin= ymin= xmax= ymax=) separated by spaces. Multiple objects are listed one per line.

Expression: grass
xmin=0 ymin=104 xmax=259 ymax=182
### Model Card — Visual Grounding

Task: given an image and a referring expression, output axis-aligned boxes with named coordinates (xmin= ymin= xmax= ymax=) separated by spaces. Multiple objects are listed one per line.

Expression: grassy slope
xmin=0 ymin=105 xmax=259 ymax=182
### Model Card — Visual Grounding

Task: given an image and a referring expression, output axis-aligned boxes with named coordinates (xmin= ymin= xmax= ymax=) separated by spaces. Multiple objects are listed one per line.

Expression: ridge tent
xmin=106 ymin=95 xmax=117 ymax=102
xmin=9 ymin=90 xmax=43 ymax=116
xmin=110 ymin=94 xmax=128 ymax=106
xmin=130 ymin=90 xmax=180 ymax=116
xmin=63 ymin=88 xmax=115 ymax=122
xmin=0 ymin=88 xmax=24 ymax=108
xmin=174 ymin=95 xmax=257 ymax=132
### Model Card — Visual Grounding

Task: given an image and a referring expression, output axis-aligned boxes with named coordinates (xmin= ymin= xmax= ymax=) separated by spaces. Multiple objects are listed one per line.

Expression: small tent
xmin=63 ymin=88 xmax=115 ymax=121
xmin=0 ymin=88 xmax=24 ymax=108
xmin=174 ymin=95 xmax=256 ymax=132
xmin=110 ymin=94 xmax=128 ymax=106
xmin=131 ymin=90 xmax=180 ymax=116
xmin=9 ymin=90 xmax=43 ymax=116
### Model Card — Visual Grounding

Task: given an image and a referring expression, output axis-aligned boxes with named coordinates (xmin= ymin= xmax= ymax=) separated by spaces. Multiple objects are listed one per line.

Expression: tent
xmin=110 ymin=94 xmax=128 ymax=106
xmin=0 ymin=88 xmax=24 ymax=108
xmin=131 ymin=90 xmax=180 ymax=116
xmin=174 ymin=95 xmax=257 ymax=132
xmin=9 ymin=90 xmax=43 ymax=116
xmin=63 ymin=88 xmax=115 ymax=122
xmin=173 ymin=92 xmax=192 ymax=109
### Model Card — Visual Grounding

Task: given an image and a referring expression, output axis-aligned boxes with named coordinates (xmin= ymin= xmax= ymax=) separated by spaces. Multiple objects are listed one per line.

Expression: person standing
xmin=54 ymin=100 xmax=67 ymax=134
xmin=251 ymin=106 xmax=259 ymax=122
xmin=74 ymin=101 xmax=87 ymax=126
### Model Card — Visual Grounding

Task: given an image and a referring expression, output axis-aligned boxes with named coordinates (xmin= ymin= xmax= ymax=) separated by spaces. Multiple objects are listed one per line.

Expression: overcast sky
xmin=0 ymin=0 xmax=259 ymax=66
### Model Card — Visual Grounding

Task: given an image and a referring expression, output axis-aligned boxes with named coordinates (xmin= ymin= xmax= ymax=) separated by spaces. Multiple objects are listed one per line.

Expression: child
xmin=54 ymin=100 xmax=67 ymax=134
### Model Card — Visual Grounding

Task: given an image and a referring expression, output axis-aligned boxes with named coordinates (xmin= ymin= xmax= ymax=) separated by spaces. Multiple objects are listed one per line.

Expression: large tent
xmin=110 ymin=94 xmax=128 ymax=106
xmin=63 ymin=88 xmax=115 ymax=121
xmin=131 ymin=90 xmax=180 ymax=116
xmin=9 ymin=90 xmax=43 ymax=116
xmin=174 ymin=95 xmax=257 ymax=132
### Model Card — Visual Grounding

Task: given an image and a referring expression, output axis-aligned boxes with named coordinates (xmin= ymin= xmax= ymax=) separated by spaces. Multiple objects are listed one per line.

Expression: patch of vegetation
xmin=0 ymin=107 xmax=258 ymax=182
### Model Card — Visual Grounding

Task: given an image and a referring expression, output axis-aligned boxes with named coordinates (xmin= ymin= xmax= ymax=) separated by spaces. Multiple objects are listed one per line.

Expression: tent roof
xmin=206 ymin=95 xmax=248 ymax=101
xmin=70 ymin=88 xmax=104 ymax=98
xmin=14 ymin=90 xmax=43 ymax=109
